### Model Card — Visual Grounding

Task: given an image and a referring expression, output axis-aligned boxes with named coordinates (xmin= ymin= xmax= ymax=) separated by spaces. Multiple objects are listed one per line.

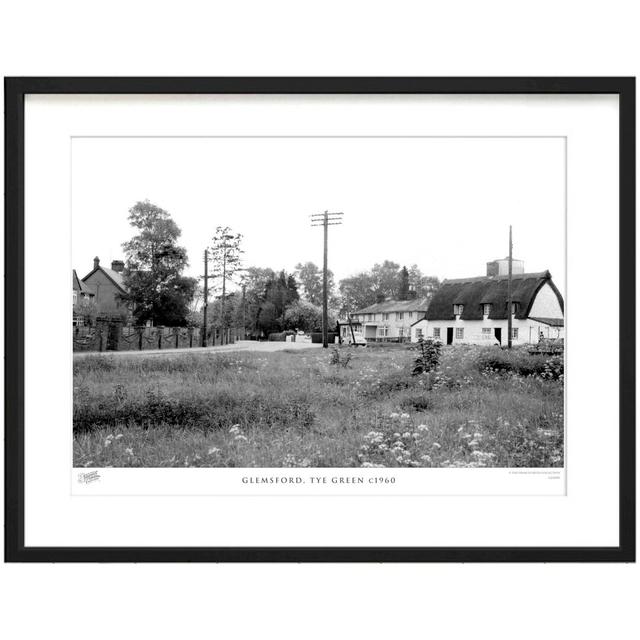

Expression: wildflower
xmin=400 ymin=413 xmax=410 ymax=420
xmin=432 ymin=442 xmax=441 ymax=449
xmin=125 ymin=447 xmax=134 ymax=456
xmin=420 ymin=454 xmax=432 ymax=463
xmin=390 ymin=413 xmax=400 ymax=419
xmin=402 ymin=432 xmax=411 ymax=439
xmin=115 ymin=434 xmax=123 ymax=440
xmin=417 ymin=424 xmax=429 ymax=432
xmin=469 ymin=440 xmax=479 ymax=447
xmin=207 ymin=447 xmax=220 ymax=455
xmin=234 ymin=434 xmax=248 ymax=442
xmin=229 ymin=424 xmax=242 ymax=435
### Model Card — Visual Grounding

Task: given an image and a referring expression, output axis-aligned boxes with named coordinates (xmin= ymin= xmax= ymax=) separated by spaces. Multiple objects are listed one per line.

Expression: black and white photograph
xmin=72 ymin=135 xmax=565 ymax=470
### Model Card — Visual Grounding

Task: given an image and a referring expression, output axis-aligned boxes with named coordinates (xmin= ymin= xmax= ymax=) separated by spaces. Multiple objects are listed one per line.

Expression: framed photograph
xmin=5 ymin=77 xmax=635 ymax=562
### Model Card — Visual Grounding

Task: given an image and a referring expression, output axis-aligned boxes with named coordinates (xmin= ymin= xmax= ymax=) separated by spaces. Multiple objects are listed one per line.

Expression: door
xmin=494 ymin=328 xmax=502 ymax=345
xmin=446 ymin=327 xmax=454 ymax=345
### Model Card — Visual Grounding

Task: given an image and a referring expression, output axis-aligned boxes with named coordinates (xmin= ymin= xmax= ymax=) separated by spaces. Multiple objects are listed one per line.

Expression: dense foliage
xmin=121 ymin=200 xmax=197 ymax=326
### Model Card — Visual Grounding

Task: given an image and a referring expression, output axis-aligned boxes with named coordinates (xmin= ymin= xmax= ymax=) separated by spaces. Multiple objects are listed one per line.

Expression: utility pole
xmin=221 ymin=234 xmax=228 ymax=345
xmin=507 ymin=225 xmax=513 ymax=349
xmin=202 ymin=249 xmax=209 ymax=347
xmin=311 ymin=210 xmax=343 ymax=348
xmin=241 ymin=282 xmax=247 ymax=340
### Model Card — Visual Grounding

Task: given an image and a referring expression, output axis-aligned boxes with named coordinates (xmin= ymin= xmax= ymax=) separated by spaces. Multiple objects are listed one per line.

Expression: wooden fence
xmin=72 ymin=323 xmax=240 ymax=352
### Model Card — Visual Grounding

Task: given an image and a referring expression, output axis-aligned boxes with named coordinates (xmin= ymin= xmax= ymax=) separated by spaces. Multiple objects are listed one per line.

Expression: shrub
xmin=412 ymin=337 xmax=442 ymax=376
xmin=267 ymin=330 xmax=295 ymax=342
xmin=329 ymin=346 xmax=353 ymax=368
xmin=476 ymin=347 xmax=558 ymax=378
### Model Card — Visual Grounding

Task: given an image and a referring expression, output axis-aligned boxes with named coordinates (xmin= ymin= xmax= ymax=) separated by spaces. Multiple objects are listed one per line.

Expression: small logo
xmin=78 ymin=470 xmax=101 ymax=484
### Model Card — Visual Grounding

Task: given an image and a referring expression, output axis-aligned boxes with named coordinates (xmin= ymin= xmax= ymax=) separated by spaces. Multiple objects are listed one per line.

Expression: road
xmin=73 ymin=339 xmax=324 ymax=358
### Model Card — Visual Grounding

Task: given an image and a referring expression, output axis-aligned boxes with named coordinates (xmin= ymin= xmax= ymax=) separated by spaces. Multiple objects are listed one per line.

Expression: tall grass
xmin=73 ymin=345 xmax=564 ymax=468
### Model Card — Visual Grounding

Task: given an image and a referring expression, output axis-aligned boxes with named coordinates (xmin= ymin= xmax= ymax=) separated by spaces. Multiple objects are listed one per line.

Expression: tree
xmin=209 ymin=226 xmax=244 ymax=331
xmin=121 ymin=200 xmax=197 ymax=326
xmin=408 ymin=264 xmax=441 ymax=300
xmin=338 ymin=261 xmax=441 ymax=315
xmin=398 ymin=265 xmax=410 ymax=300
xmin=240 ymin=267 xmax=276 ymax=337
xmin=294 ymin=261 xmax=335 ymax=306
xmin=371 ymin=260 xmax=402 ymax=298
xmin=338 ymin=271 xmax=377 ymax=315
xmin=283 ymin=300 xmax=324 ymax=333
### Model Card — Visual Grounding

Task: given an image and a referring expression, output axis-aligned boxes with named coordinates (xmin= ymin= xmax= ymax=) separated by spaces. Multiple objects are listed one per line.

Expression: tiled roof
xmin=73 ymin=270 xmax=95 ymax=295
xmin=530 ymin=316 xmax=564 ymax=327
xmin=352 ymin=297 xmax=431 ymax=315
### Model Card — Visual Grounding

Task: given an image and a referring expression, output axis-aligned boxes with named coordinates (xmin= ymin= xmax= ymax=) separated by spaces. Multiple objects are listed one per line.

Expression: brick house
xmin=81 ymin=257 xmax=131 ymax=321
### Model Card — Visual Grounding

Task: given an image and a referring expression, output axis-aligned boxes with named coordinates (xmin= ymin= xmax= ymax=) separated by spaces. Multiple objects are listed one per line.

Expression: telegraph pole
xmin=311 ymin=210 xmax=343 ymax=348
xmin=202 ymin=249 xmax=209 ymax=347
xmin=507 ymin=225 xmax=513 ymax=349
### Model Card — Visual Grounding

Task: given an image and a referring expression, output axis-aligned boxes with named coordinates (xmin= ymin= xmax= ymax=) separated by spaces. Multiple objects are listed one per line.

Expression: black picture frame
xmin=4 ymin=77 xmax=635 ymax=563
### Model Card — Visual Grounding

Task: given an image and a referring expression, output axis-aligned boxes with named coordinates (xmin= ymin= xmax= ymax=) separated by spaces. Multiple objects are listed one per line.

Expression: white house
xmin=411 ymin=263 xmax=564 ymax=346
xmin=345 ymin=296 xmax=431 ymax=342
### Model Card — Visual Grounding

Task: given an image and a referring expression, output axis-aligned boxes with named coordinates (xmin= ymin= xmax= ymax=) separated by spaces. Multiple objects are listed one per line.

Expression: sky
xmin=72 ymin=136 xmax=566 ymax=295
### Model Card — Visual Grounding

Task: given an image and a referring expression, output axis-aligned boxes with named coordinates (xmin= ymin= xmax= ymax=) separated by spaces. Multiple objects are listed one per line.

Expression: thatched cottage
xmin=411 ymin=259 xmax=564 ymax=345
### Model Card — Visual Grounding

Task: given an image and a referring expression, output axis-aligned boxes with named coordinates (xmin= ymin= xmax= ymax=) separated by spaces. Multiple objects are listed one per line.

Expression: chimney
xmin=93 ymin=256 xmax=100 ymax=270
xmin=111 ymin=260 xmax=125 ymax=273
xmin=487 ymin=258 xmax=524 ymax=276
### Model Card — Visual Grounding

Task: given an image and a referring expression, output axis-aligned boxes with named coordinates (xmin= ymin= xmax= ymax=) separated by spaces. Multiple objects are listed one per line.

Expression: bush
xmin=310 ymin=332 xmax=338 ymax=344
xmin=476 ymin=347 xmax=560 ymax=378
xmin=412 ymin=337 xmax=442 ymax=375
xmin=267 ymin=330 xmax=295 ymax=342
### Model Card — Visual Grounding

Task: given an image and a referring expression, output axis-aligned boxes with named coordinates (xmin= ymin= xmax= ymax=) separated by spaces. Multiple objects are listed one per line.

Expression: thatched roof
xmin=353 ymin=297 xmax=431 ymax=315
xmin=425 ymin=271 xmax=564 ymax=321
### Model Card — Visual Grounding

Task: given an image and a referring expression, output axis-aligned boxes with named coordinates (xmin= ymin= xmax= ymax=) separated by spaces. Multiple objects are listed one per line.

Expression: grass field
xmin=73 ymin=344 xmax=564 ymax=468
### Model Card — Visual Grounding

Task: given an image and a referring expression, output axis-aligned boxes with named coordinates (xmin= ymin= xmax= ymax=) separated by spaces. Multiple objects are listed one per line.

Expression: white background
xmin=28 ymin=94 xmax=612 ymax=546
xmin=1 ymin=1 xmax=638 ymax=639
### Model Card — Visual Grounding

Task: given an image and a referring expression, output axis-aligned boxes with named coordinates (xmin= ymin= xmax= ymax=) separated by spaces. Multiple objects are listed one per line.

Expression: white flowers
xmin=400 ymin=413 xmax=410 ymax=420
xmin=125 ymin=447 xmax=134 ymax=456
xmin=417 ymin=424 xmax=429 ymax=432
xmin=207 ymin=447 xmax=220 ymax=455
xmin=229 ymin=424 xmax=242 ymax=435
xmin=234 ymin=434 xmax=248 ymax=442
xmin=432 ymin=442 xmax=441 ymax=449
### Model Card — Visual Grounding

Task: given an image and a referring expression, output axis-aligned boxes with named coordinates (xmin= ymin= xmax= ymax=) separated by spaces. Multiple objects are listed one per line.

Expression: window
xmin=408 ymin=312 xmax=413 ymax=319
xmin=73 ymin=291 xmax=78 ymax=305
xmin=511 ymin=328 xmax=519 ymax=340
xmin=453 ymin=304 xmax=464 ymax=315
xmin=378 ymin=327 xmax=388 ymax=337
xmin=396 ymin=312 xmax=404 ymax=320
xmin=482 ymin=327 xmax=492 ymax=335
xmin=416 ymin=328 xmax=423 ymax=339
xmin=482 ymin=303 xmax=491 ymax=316
xmin=399 ymin=327 xmax=405 ymax=337
xmin=455 ymin=327 xmax=464 ymax=340
xmin=382 ymin=313 xmax=389 ymax=320
xmin=510 ymin=302 xmax=518 ymax=315
xmin=433 ymin=328 xmax=441 ymax=339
